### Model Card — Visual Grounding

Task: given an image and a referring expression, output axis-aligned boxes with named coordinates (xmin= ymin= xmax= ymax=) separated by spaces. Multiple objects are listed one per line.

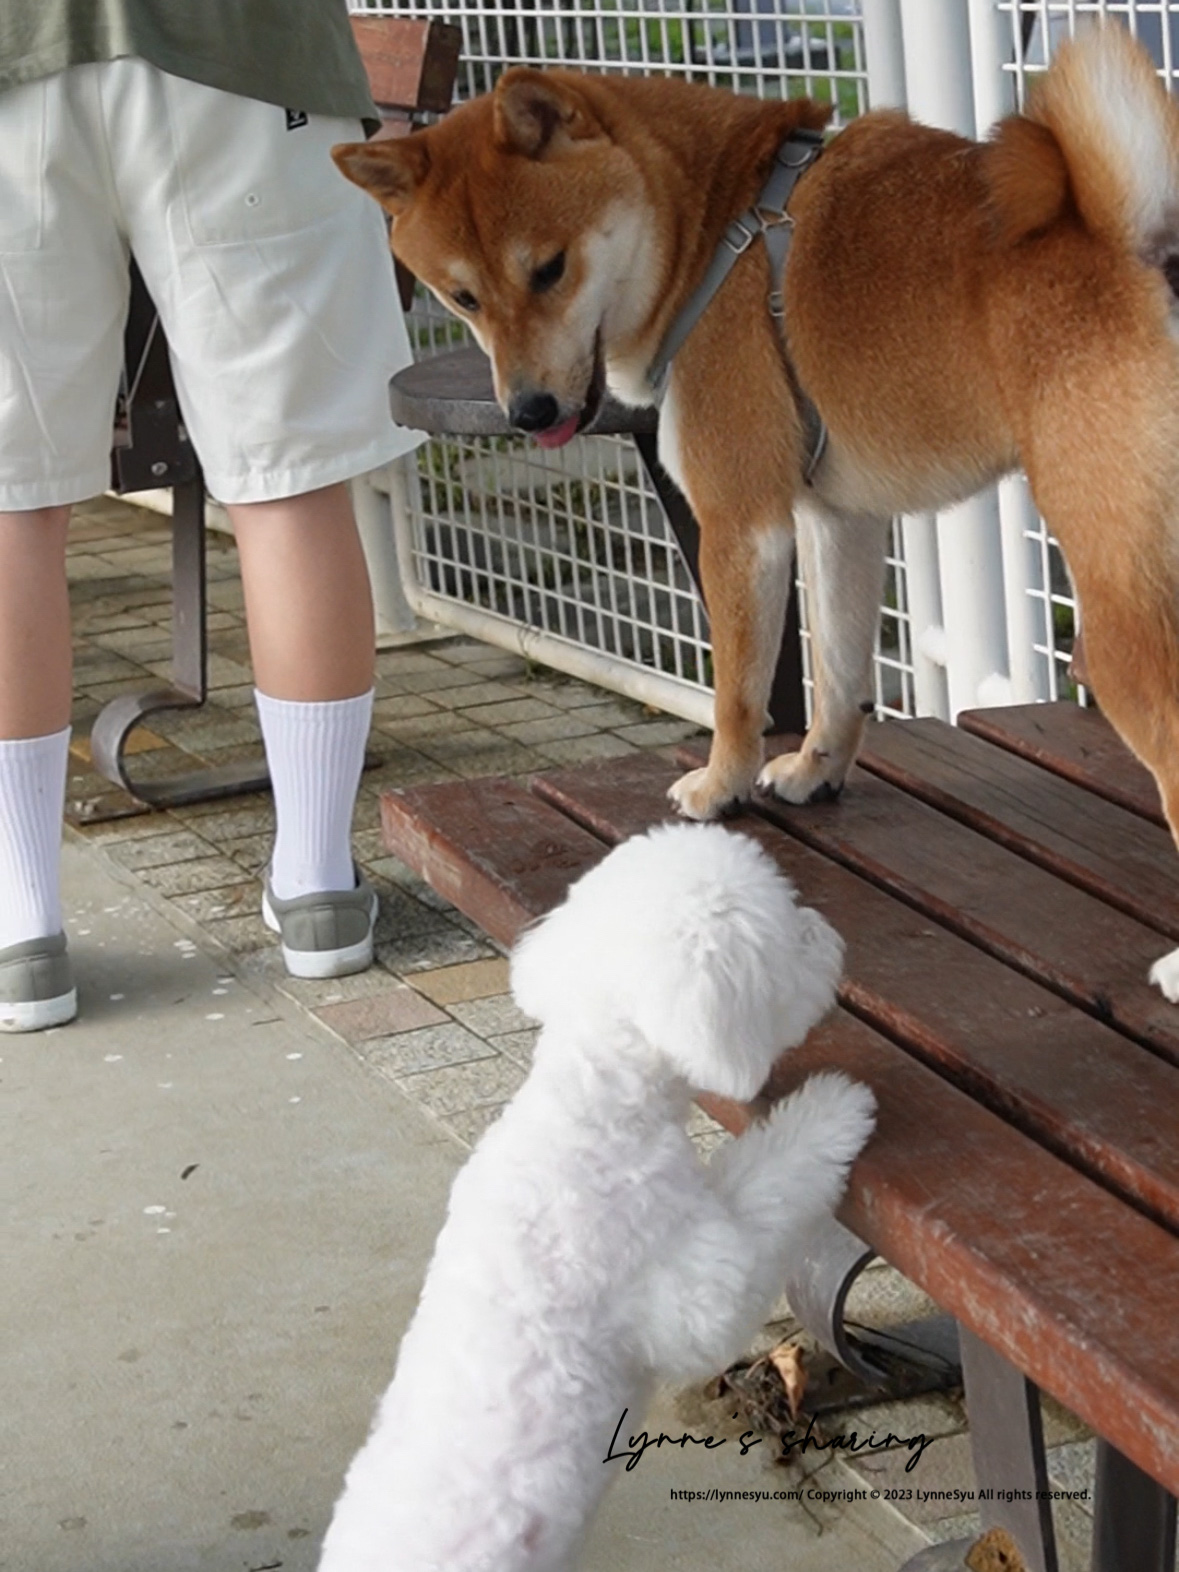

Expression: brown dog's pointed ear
xmin=332 ymin=137 xmax=431 ymax=215
xmin=493 ymin=69 xmax=600 ymax=158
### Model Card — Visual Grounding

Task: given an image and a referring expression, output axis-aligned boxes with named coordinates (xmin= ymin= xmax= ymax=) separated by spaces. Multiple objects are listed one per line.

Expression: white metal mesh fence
xmin=356 ymin=0 xmax=868 ymax=109
xmin=413 ymin=431 xmax=712 ymax=687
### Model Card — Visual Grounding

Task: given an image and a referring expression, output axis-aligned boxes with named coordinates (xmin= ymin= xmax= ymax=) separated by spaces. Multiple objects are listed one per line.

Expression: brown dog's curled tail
xmin=982 ymin=22 xmax=1179 ymax=261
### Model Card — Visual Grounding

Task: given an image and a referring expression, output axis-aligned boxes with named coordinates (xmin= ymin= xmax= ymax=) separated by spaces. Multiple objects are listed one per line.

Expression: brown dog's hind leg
xmin=759 ymin=496 xmax=890 ymax=805
xmin=1074 ymin=589 xmax=1179 ymax=1001
xmin=1028 ymin=396 xmax=1179 ymax=1000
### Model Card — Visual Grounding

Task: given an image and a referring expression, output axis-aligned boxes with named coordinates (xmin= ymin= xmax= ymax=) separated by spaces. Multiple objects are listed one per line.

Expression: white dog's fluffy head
xmin=510 ymin=822 xmax=843 ymax=1100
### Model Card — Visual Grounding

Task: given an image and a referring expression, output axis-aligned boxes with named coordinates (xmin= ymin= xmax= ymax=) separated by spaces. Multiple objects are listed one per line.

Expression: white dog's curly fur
xmin=318 ymin=822 xmax=876 ymax=1572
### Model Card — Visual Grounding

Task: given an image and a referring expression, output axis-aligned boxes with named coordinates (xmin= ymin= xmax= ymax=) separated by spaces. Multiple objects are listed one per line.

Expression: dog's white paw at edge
xmin=1149 ymin=946 xmax=1179 ymax=1002
xmin=778 ymin=1070 xmax=878 ymax=1167
xmin=757 ymin=748 xmax=847 ymax=807
xmin=734 ymin=1071 xmax=877 ymax=1213
xmin=666 ymin=765 xmax=749 ymax=822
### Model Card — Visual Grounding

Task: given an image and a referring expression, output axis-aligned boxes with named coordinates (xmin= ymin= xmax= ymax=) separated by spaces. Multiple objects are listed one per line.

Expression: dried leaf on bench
xmin=768 ymin=1341 xmax=808 ymax=1419
xmin=965 ymin=1526 xmax=1028 ymax=1572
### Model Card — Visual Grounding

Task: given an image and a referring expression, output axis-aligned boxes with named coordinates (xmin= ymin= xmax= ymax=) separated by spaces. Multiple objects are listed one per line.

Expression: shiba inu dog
xmin=335 ymin=24 xmax=1179 ymax=1000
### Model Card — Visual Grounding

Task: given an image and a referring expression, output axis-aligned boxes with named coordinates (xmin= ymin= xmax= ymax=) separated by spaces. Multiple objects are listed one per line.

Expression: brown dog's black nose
xmin=509 ymin=391 xmax=560 ymax=432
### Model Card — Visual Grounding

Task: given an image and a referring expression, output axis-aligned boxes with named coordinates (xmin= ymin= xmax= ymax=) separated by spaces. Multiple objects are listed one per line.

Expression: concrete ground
xmin=0 ymin=495 xmax=1099 ymax=1571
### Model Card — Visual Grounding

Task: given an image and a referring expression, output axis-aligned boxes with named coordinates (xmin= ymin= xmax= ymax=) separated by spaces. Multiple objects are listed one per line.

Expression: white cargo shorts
xmin=0 ymin=57 xmax=421 ymax=509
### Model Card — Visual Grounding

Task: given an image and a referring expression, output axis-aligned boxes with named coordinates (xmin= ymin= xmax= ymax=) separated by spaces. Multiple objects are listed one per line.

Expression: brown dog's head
xmin=334 ymin=70 xmax=662 ymax=447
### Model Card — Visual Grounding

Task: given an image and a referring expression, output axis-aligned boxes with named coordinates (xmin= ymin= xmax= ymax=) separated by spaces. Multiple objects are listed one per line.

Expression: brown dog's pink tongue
xmin=535 ymin=415 xmax=580 ymax=450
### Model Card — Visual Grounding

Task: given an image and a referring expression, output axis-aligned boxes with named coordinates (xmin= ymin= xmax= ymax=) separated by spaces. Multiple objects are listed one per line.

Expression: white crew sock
xmin=255 ymin=689 xmax=373 ymax=902
xmin=0 ymin=726 xmax=70 ymax=951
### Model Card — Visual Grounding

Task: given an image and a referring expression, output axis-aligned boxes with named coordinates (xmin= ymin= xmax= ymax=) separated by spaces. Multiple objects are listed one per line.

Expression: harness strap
xmin=646 ymin=125 xmax=828 ymax=485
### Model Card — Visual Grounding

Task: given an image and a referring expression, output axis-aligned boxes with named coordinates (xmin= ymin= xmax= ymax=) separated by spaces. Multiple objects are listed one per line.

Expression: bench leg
xmin=169 ymin=467 xmax=207 ymax=697
xmin=1090 ymin=1439 xmax=1176 ymax=1572
xmin=897 ymin=1327 xmax=1058 ymax=1572
xmin=632 ymin=431 xmax=806 ymax=735
xmin=87 ymin=473 xmax=270 ymax=814
xmin=960 ymin=1326 xmax=1059 ymax=1572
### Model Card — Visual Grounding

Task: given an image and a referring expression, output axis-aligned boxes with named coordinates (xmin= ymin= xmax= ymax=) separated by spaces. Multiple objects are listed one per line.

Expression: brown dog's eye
xmin=530 ymin=252 xmax=566 ymax=293
xmin=451 ymin=289 xmax=480 ymax=313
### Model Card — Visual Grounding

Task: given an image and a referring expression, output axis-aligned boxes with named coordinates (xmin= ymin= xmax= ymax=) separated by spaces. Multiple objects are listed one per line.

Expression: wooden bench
xmin=379 ymin=700 xmax=1179 ymax=1572
xmin=87 ymin=16 xmax=461 ymax=816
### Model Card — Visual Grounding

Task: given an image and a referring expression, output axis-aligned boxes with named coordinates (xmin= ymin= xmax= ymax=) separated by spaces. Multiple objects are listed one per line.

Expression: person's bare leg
xmin=0 ymin=507 xmax=72 ymax=736
xmin=228 ymin=483 xmax=378 ymax=976
xmin=0 ymin=506 xmax=76 ymax=1027
xmin=228 ymin=481 xmax=374 ymax=701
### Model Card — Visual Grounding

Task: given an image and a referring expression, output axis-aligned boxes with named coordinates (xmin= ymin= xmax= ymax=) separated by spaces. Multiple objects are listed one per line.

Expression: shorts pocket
xmin=0 ymin=80 xmax=45 ymax=253
xmin=162 ymin=75 xmax=361 ymax=247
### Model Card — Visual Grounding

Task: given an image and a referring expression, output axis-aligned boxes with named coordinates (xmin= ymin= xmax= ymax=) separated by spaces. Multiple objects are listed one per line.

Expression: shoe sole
xmin=0 ymin=988 xmax=78 ymax=1033
xmin=261 ymin=891 xmax=378 ymax=980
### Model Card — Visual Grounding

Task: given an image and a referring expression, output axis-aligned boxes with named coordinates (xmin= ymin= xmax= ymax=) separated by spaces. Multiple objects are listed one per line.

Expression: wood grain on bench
xmin=858 ymin=717 xmax=1179 ymax=931
xmin=677 ymin=736 xmax=1179 ymax=1068
xmin=959 ymin=701 xmax=1166 ymax=827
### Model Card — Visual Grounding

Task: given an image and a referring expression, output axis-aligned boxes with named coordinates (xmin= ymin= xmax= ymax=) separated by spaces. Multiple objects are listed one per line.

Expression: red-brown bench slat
xmin=537 ymin=751 xmax=1179 ymax=1230
xmin=380 ymin=776 xmax=607 ymax=950
xmin=958 ymin=701 xmax=1166 ymax=828
xmin=857 ymin=717 xmax=1179 ymax=933
xmin=672 ymin=738 xmax=1179 ymax=1072
xmin=532 ymin=751 xmax=682 ymax=841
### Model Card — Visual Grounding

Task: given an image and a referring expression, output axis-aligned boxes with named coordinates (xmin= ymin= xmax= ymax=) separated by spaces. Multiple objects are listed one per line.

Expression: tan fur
xmin=335 ymin=26 xmax=1179 ymax=993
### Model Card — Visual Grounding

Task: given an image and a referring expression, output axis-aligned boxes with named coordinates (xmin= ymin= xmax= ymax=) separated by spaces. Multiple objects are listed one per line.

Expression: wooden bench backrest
xmin=350 ymin=15 xmax=462 ymax=308
xmin=350 ymin=15 xmax=462 ymax=123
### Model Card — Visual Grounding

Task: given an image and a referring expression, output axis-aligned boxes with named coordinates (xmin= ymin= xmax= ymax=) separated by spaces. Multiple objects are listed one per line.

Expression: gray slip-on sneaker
xmin=0 ymin=933 xmax=77 ymax=1032
xmin=261 ymin=870 xmax=378 ymax=979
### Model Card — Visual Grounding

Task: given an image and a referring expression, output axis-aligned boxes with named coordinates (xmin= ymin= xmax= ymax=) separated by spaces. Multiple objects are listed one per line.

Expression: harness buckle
xmin=776 ymin=129 xmax=825 ymax=170
xmin=755 ymin=205 xmax=794 ymax=232
xmin=767 ymin=289 xmax=786 ymax=319
xmin=722 ymin=217 xmax=756 ymax=255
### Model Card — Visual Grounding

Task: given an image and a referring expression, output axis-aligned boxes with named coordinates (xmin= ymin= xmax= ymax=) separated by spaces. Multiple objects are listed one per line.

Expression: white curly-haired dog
xmin=318 ymin=821 xmax=875 ymax=1572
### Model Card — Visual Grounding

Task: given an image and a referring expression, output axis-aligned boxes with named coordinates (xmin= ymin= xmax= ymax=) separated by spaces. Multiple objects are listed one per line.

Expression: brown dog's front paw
xmin=758 ymin=749 xmax=847 ymax=807
xmin=667 ymin=766 xmax=749 ymax=822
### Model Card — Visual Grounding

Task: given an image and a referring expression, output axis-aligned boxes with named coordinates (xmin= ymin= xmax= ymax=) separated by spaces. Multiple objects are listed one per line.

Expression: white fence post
xmin=860 ymin=0 xmax=907 ymax=108
xmin=968 ymin=0 xmax=1054 ymax=704
xmin=900 ymin=514 xmax=949 ymax=718
xmin=895 ymin=0 xmax=1011 ymax=719
xmin=898 ymin=0 xmax=976 ymax=130
xmin=967 ymin=0 xmax=1016 ymax=131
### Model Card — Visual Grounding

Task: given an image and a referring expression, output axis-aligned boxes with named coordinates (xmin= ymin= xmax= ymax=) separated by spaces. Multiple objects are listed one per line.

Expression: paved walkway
xmin=3 ymin=493 xmax=1101 ymax=1570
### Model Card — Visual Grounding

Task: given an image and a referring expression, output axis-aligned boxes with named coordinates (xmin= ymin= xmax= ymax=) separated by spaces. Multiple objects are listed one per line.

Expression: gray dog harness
xmin=646 ymin=126 xmax=828 ymax=484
